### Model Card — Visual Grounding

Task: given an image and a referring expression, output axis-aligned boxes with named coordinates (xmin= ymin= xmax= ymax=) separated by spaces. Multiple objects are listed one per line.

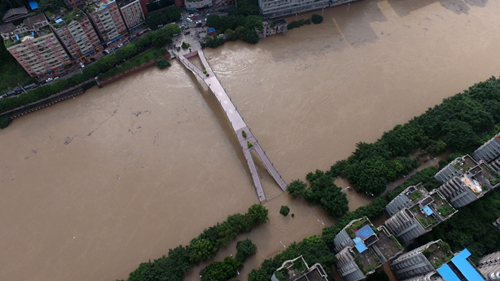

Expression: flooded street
xmin=2 ymin=0 xmax=500 ymax=280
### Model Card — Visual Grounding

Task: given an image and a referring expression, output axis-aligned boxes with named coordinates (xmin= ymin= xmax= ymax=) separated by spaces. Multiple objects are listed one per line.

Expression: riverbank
xmin=2 ymin=1 xmax=500 ymax=280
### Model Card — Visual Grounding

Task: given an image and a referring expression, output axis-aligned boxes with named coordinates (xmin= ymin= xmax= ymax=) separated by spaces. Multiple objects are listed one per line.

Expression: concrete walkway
xmin=175 ymin=50 xmax=287 ymax=201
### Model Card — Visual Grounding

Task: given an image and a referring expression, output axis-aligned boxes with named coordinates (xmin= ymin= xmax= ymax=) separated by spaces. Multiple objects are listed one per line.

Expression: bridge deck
xmin=176 ymin=51 xmax=287 ymax=201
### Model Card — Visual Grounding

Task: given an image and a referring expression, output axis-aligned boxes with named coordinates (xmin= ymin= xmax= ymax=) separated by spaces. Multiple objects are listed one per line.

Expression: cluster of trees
xmin=0 ymin=25 xmax=180 ymax=117
xmin=327 ymin=76 xmax=500 ymax=196
xmin=39 ymin=0 xmax=67 ymax=12
xmin=200 ymin=239 xmax=257 ymax=281
xmin=418 ymin=188 xmax=500 ymax=264
xmin=123 ymin=204 xmax=268 ymax=281
xmin=287 ymin=18 xmax=311 ymax=30
xmin=287 ymin=170 xmax=349 ymax=218
xmin=146 ymin=5 xmax=181 ymax=28
xmin=155 ymin=58 xmax=171 ymax=69
xmin=248 ymin=235 xmax=335 ymax=281
xmin=205 ymin=14 xmax=262 ymax=47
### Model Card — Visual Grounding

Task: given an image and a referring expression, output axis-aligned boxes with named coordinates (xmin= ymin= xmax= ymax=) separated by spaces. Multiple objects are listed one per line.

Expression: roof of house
xmin=0 ymin=23 xmax=15 ymax=34
xmin=24 ymin=14 xmax=47 ymax=29
xmin=2 ymin=6 xmax=28 ymax=21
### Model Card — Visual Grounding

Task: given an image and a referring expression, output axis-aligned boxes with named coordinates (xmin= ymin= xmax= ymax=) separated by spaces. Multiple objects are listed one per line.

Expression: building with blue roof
xmin=385 ymin=184 xmax=457 ymax=243
xmin=391 ymin=240 xmax=485 ymax=281
xmin=333 ymin=217 xmax=403 ymax=281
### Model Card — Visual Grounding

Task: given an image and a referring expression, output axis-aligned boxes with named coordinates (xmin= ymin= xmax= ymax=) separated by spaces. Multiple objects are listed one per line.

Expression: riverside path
xmin=176 ymin=50 xmax=287 ymax=202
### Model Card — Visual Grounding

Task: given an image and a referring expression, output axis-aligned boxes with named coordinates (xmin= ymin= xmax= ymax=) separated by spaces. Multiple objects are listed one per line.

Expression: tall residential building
xmin=117 ymin=0 xmax=145 ymax=30
xmin=390 ymin=240 xmax=485 ymax=281
xmin=63 ymin=0 xmax=87 ymax=9
xmin=333 ymin=217 xmax=403 ymax=281
xmin=85 ymin=0 xmax=127 ymax=43
xmin=478 ymin=251 xmax=500 ymax=281
xmin=384 ymin=184 xmax=457 ymax=243
xmin=6 ymin=29 xmax=71 ymax=77
xmin=435 ymin=155 xmax=500 ymax=208
xmin=49 ymin=9 xmax=101 ymax=60
xmin=271 ymin=256 xmax=328 ymax=281
xmin=258 ymin=0 xmax=357 ymax=19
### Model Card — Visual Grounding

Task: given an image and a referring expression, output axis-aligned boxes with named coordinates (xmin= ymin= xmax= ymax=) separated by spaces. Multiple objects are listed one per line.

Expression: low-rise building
xmin=6 ymin=28 xmax=71 ymax=77
xmin=271 ymin=256 xmax=328 ymax=281
xmin=256 ymin=19 xmax=287 ymax=38
xmin=185 ymin=0 xmax=212 ymax=10
xmin=334 ymin=217 xmax=403 ymax=281
xmin=0 ymin=23 xmax=27 ymax=41
xmin=85 ymin=0 xmax=127 ymax=43
xmin=24 ymin=13 xmax=50 ymax=32
xmin=473 ymin=133 xmax=500 ymax=164
xmin=49 ymin=9 xmax=101 ymax=60
xmin=63 ymin=0 xmax=88 ymax=9
xmin=384 ymin=183 xmax=457 ymax=243
xmin=478 ymin=251 xmax=500 ymax=281
xmin=390 ymin=240 xmax=484 ymax=281
xmin=2 ymin=6 xmax=29 ymax=23
xmin=117 ymin=0 xmax=145 ymax=30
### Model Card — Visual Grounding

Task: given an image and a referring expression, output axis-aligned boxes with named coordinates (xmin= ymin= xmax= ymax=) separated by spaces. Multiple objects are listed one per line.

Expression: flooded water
xmin=2 ymin=0 xmax=500 ymax=280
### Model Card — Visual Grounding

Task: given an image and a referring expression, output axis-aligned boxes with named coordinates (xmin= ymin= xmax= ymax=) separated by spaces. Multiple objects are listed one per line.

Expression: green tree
xmin=151 ymin=29 xmax=172 ymax=47
xmin=311 ymin=14 xmax=323 ymax=24
xmin=163 ymin=23 xmax=181 ymax=37
xmin=146 ymin=10 xmax=168 ymax=28
xmin=287 ymin=179 xmax=307 ymax=199
xmin=241 ymin=28 xmax=259 ymax=44
xmin=206 ymin=14 xmax=222 ymax=28
xmin=0 ymin=116 xmax=12 ymax=129
xmin=279 ymin=205 xmax=290 ymax=217
xmin=164 ymin=5 xmax=181 ymax=22
xmin=246 ymin=204 xmax=268 ymax=226
xmin=235 ymin=238 xmax=257 ymax=262
xmin=39 ymin=0 xmax=66 ymax=12
xmin=156 ymin=58 xmax=170 ymax=69
xmin=201 ymin=256 xmax=243 ymax=281
xmin=188 ymin=238 xmax=217 ymax=264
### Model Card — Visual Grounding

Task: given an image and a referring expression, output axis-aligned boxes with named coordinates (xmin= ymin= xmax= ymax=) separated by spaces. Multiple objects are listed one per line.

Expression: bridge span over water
xmin=176 ymin=50 xmax=287 ymax=202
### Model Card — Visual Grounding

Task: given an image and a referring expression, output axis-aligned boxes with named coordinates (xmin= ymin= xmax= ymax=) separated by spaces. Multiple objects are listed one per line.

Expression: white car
xmin=186 ymin=18 xmax=193 ymax=22
xmin=189 ymin=14 xmax=194 ymax=17
xmin=46 ymin=77 xmax=53 ymax=82
xmin=80 ymin=63 xmax=85 ymax=68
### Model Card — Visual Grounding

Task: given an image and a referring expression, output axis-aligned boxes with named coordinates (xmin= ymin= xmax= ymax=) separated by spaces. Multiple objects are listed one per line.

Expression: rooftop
xmin=4 ymin=27 xmax=53 ymax=48
xmin=51 ymin=8 xmax=87 ymax=28
xmin=437 ymin=249 xmax=485 ymax=281
xmin=422 ymin=241 xmax=454 ymax=269
xmin=24 ymin=14 xmax=48 ymax=29
xmin=2 ymin=6 xmax=28 ymax=22
xmin=272 ymin=256 xmax=328 ymax=281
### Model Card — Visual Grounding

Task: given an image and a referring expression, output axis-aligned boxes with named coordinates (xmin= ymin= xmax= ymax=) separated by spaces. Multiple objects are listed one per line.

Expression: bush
xmin=279 ymin=206 xmax=290 ymax=217
xmin=0 ymin=116 xmax=12 ymax=129
xmin=155 ymin=58 xmax=171 ymax=69
xmin=181 ymin=42 xmax=190 ymax=49
xmin=201 ymin=256 xmax=243 ymax=281
xmin=311 ymin=14 xmax=323 ymax=24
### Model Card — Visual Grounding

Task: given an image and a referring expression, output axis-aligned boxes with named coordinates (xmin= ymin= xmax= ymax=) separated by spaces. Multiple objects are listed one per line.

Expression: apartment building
xmin=333 ymin=217 xmax=403 ymax=281
xmin=478 ymin=251 xmax=500 ymax=281
xmin=85 ymin=0 xmax=127 ymax=43
xmin=390 ymin=240 xmax=484 ymax=281
xmin=49 ymin=9 xmax=101 ymax=60
xmin=384 ymin=184 xmax=457 ymax=243
xmin=117 ymin=0 xmax=145 ymax=30
xmin=7 ymin=29 xmax=71 ymax=77
xmin=435 ymin=155 xmax=500 ymax=208
xmin=258 ymin=0 xmax=357 ymax=19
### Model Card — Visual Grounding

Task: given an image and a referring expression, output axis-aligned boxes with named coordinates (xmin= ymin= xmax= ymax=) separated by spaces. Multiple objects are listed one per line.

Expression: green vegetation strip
xmin=120 ymin=204 xmax=268 ymax=281
xmin=99 ymin=47 xmax=168 ymax=80
xmin=0 ymin=59 xmax=34 ymax=93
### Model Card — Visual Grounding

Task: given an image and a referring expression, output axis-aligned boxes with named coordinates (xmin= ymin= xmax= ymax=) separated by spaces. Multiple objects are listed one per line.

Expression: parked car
xmin=186 ymin=18 xmax=193 ymax=22
xmin=184 ymin=30 xmax=190 ymax=35
xmin=117 ymin=43 xmax=123 ymax=48
xmin=54 ymin=76 xmax=60 ymax=80
xmin=192 ymin=16 xmax=197 ymax=20
xmin=189 ymin=14 xmax=194 ymax=17
xmin=46 ymin=77 xmax=53 ymax=82
xmin=80 ymin=63 xmax=85 ymax=68
xmin=104 ymin=49 xmax=110 ymax=54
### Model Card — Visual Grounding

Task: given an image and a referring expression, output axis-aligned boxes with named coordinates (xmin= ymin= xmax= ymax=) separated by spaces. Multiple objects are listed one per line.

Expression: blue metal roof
xmin=437 ymin=265 xmax=461 ymax=281
xmin=451 ymin=249 xmax=485 ymax=281
xmin=353 ymin=237 xmax=367 ymax=253
xmin=355 ymin=225 xmax=375 ymax=240
xmin=29 ymin=1 xmax=38 ymax=10
xmin=55 ymin=18 xmax=63 ymax=23
xmin=423 ymin=206 xmax=434 ymax=216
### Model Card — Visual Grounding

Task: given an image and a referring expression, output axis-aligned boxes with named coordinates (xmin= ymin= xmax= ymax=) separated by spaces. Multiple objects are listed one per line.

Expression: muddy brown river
xmin=2 ymin=0 xmax=500 ymax=280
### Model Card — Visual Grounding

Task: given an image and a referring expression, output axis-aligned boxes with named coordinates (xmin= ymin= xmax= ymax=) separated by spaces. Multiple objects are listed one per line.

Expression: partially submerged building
xmin=271 ymin=255 xmax=328 ymax=281
xmin=334 ymin=217 xmax=403 ymax=281
xmin=384 ymin=183 xmax=457 ymax=243
xmin=256 ymin=19 xmax=287 ymax=38
xmin=478 ymin=251 xmax=500 ymax=281
xmin=390 ymin=240 xmax=484 ymax=281
xmin=435 ymin=155 xmax=500 ymax=208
